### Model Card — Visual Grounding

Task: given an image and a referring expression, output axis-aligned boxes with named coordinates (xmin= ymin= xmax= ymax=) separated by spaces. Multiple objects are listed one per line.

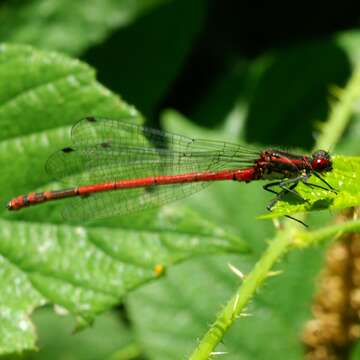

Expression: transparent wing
xmin=46 ymin=117 xmax=261 ymax=185
xmin=62 ymin=182 xmax=210 ymax=222
xmin=45 ymin=117 xmax=261 ymax=222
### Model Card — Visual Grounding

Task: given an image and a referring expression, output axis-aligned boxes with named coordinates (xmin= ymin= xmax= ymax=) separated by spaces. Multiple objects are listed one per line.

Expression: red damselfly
xmin=7 ymin=117 xmax=336 ymax=225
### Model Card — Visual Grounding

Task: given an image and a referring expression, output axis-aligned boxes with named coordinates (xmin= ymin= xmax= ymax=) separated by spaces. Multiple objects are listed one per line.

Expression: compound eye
xmin=312 ymin=157 xmax=332 ymax=172
xmin=311 ymin=150 xmax=332 ymax=172
xmin=316 ymin=158 xmax=326 ymax=167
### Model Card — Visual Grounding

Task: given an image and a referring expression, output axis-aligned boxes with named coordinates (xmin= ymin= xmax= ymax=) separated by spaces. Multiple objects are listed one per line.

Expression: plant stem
xmin=189 ymin=230 xmax=292 ymax=359
xmin=189 ymin=59 xmax=360 ymax=360
xmin=316 ymin=66 xmax=360 ymax=150
xmin=295 ymin=218 xmax=360 ymax=247
xmin=189 ymin=218 xmax=360 ymax=359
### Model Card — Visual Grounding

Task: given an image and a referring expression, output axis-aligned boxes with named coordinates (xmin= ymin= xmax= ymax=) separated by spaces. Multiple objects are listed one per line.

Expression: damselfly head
xmin=311 ymin=150 xmax=332 ymax=173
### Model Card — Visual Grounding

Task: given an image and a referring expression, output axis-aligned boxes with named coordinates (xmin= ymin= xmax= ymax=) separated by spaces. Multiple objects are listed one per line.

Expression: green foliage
xmin=0 ymin=44 xmax=246 ymax=355
xmin=31 ymin=308 xmax=135 ymax=360
xmin=0 ymin=0 xmax=168 ymax=55
xmin=1 ymin=5 xmax=360 ymax=359
xmin=261 ymin=156 xmax=360 ymax=219
xmin=245 ymin=40 xmax=352 ymax=148
xmin=129 ymin=251 xmax=325 ymax=360
xmin=83 ymin=0 xmax=206 ymax=117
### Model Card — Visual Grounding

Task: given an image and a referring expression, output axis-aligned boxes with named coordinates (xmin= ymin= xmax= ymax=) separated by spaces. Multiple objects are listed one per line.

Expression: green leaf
xmin=0 ymin=0 xmax=168 ymax=55
xmin=0 ymin=43 xmax=138 ymax=207
xmin=128 ymin=93 xmax=359 ymax=359
xmin=125 ymin=109 xmax=275 ymax=359
xmin=84 ymin=0 xmax=207 ymax=117
xmin=260 ymin=156 xmax=360 ymax=220
xmin=190 ymin=31 xmax=360 ymax=153
xmin=0 ymin=208 xmax=246 ymax=355
xmin=129 ymin=249 xmax=325 ymax=360
xmin=335 ymin=30 xmax=360 ymax=66
xmin=161 ymin=110 xmax=277 ymax=251
xmin=192 ymin=58 xmax=269 ymax=138
xmin=352 ymin=342 xmax=360 ymax=360
xmin=245 ymin=39 xmax=352 ymax=148
xmin=0 ymin=44 xmax=247 ymax=355
xmin=30 ymin=308 xmax=136 ymax=360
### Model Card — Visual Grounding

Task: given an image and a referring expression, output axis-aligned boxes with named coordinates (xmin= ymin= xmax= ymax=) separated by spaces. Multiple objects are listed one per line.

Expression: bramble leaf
xmin=0 ymin=43 xmax=247 ymax=355
xmin=259 ymin=156 xmax=360 ymax=219
xmin=0 ymin=0 xmax=168 ymax=55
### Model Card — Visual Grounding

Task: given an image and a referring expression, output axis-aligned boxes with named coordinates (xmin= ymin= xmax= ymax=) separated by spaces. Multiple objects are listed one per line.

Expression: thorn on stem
xmin=228 ymin=263 xmax=245 ymax=279
xmin=238 ymin=312 xmax=252 ymax=318
xmin=210 ymin=351 xmax=228 ymax=357
xmin=267 ymin=270 xmax=283 ymax=277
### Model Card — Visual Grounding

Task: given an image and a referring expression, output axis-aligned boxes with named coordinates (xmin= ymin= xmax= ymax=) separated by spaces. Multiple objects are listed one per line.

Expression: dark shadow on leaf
xmin=279 ymin=192 xmax=307 ymax=206
xmin=309 ymin=198 xmax=334 ymax=211
xmin=245 ymin=38 xmax=352 ymax=149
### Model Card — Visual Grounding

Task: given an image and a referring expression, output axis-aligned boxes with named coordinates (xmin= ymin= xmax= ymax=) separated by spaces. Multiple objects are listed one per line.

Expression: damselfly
xmin=7 ymin=117 xmax=336 ymax=225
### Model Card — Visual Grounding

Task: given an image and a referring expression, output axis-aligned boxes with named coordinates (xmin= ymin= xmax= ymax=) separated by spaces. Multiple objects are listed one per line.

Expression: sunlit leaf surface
xmin=260 ymin=156 xmax=360 ymax=219
xmin=0 ymin=44 xmax=246 ymax=355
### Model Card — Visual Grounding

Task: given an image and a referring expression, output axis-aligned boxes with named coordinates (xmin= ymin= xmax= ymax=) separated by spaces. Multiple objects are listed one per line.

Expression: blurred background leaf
xmin=0 ymin=0 xmax=170 ymax=55
xmin=128 ymin=251 xmax=326 ymax=360
xmin=29 ymin=308 xmax=135 ymax=360
xmin=83 ymin=0 xmax=207 ymax=119
xmin=1 ymin=1 xmax=360 ymax=359
xmin=125 ymin=113 xmax=351 ymax=360
xmin=244 ymin=40 xmax=351 ymax=148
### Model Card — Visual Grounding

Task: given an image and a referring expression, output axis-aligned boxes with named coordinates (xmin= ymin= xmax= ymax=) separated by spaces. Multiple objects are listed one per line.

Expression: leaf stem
xmin=295 ymin=218 xmax=360 ymax=247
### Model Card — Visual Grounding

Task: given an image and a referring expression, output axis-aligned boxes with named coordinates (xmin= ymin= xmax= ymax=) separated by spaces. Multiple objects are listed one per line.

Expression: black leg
xmin=309 ymin=172 xmax=337 ymax=193
xmin=263 ymin=181 xmax=281 ymax=196
xmin=266 ymin=183 xmax=299 ymax=211
xmin=302 ymin=181 xmax=332 ymax=192
xmin=284 ymin=214 xmax=308 ymax=227
xmin=262 ymin=171 xmax=335 ymax=228
xmin=277 ymin=175 xmax=310 ymax=202
xmin=263 ymin=175 xmax=309 ymax=206
xmin=264 ymin=177 xmax=306 ymax=200
xmin=264 ymin=179 xmax=309 ymax=227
